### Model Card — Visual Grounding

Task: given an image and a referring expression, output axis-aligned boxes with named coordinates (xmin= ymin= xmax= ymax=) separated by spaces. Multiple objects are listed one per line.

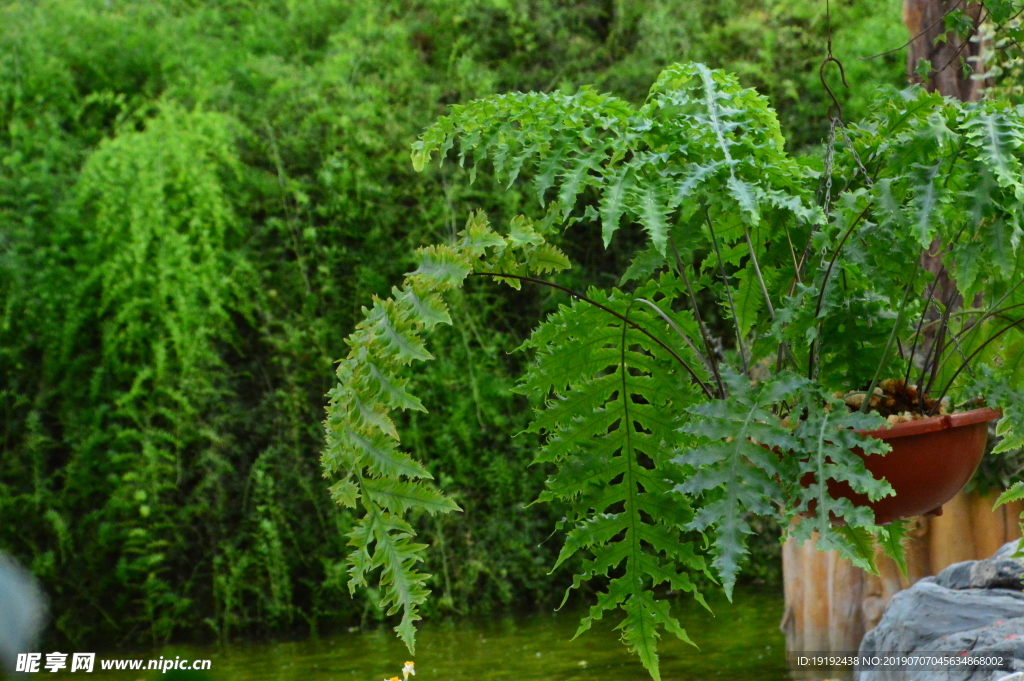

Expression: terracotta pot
xmin=819 ymin=407 xmax=1002 ymax=525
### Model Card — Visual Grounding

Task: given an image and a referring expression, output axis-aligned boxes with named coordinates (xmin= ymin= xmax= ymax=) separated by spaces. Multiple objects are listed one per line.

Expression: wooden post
xmin=781 ymin=491 xmax=1023 ymax=654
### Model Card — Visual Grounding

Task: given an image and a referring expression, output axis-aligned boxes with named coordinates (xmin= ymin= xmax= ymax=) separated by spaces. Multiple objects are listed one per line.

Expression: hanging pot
xmin=819 ymin=407 xmax=1002 ymax=525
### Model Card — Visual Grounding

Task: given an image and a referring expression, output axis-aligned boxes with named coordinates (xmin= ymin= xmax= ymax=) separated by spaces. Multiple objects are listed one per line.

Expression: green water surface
xmin=58 ymin=590 xmax=796 ymax=681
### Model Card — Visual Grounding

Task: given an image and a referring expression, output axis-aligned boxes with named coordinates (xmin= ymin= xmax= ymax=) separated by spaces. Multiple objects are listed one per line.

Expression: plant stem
xmin=923 ymin=284 xmax=958 ymax=399
xmin=742 ymin=226 xmax=801 ymax=373
xmin=703 ymin=203 xmax=749 ymax=375
xmin=931 ymin=301 xmax=1024 ymax=392
xmin=917 ymin=223 xmax=973 ymax=400
xmin=947 ymin=301 xmax=1024 ymax=323
xmin=743 ymin=227 xmax=776 ymax=320
xmin=812 ymin=206 xmax=871 ymax=320
xmin=470 ymin=272 xmax=716 ymax=399
xmin=670 ymin=236 xmax=726 ymax=398
xmin=782 ymin=223 xmax=802 ymax=285
xmin=944 ymin=326 xmax=976 ymax=380
xmin=635 ymin=297 xmax=720 ymax=389
xmin=860 ymin=263 xmax=920 ymax=413
xmin=948 ymin=281 xmax=1024 ymax=349
xmin=931 ymin=317 xmax=1024 ymax=414
xmin=808 ymin=205 xmax=872 ymax=378
xmin=903 ymin=276 xmax=940 ymax=388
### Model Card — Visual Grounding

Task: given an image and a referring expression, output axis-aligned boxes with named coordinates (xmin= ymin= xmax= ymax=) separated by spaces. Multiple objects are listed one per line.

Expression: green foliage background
xmin=0 ymin=0 xmax=904 ymax=647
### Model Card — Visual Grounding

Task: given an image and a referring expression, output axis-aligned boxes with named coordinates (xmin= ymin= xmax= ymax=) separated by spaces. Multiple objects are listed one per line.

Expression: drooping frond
xmin=412 ymin=64 xmax=817 ymax=256
xmin=322 ymin=212 xmax=571 ymax=652
xmin=676 ymin=371 xmax=891 ymax=593
xmin=520 ymin=279 xmax=710 ymax=681
xmin=785 ymin=395 xmax=893 ymax=569
xmin=394 ymin=66 xmax=1024 ymax=678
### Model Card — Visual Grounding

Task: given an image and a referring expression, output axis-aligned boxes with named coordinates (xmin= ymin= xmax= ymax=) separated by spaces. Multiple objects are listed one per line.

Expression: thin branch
xmin=916 ymin=224 xmax=970 ymax=401
xmin=470 ymin=272 xmax=716 ymax=399
xmin=945 ymin=322 xmax=977 ymax=380
xmin=923 ymin=6 xmax=987 ymax=83
xmin=635 ymin=298 xmax=721 ymax=393
xmin=741 ymin=227 xmax=801 ymax=373
xmin=808 ymin=205 xmax=871 ymax=377
xmin=782 ymin=223 xmax=802 ymax=285
xmin=860 ymin=264 xmax=920 ymax=413
xmin=903 ymin=259 xmax=951 ymax=390
xmin=743 ymin=227 xmax=777 ymax=320
xmin=931 ymin=25 xmax=978 ymax=78
xmin=931 ymin=317 xmax=1024 ymax=414
xmin=944 ymin=303 xmax=1024 ymax=321
xmin=950 ymin=280 xmax=1024 ymax=348
xmin=860 ymin=0 xmax=964 ymax=60
xmin=813 ymin=206 xmax=871 ymax=320
xmin=931 ymin=300 xmax=1024 ymax=382
xmin=703 ymin=204 xmax=750 ymax=375
xmin=924 ymin=284 xmax=958 ymax=397
xmin=670 ymin=237 xmax=727 ymax=398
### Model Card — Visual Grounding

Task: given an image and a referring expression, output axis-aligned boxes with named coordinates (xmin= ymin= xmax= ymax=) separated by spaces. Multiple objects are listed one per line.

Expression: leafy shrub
xmin=0 ymin=0 xmax=905 ymax=649
xmin=328 ymin=63 xmax=1024 ymax=678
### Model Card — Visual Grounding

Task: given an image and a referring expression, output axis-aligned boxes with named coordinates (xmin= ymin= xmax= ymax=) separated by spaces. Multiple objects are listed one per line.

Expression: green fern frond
xmin=878 ymin=520 xmax=910 ymax=578
xmin=323 ymin=211 xmax=571 ymax=652
xmin=969 ymin=369 xmax=1024 ymax=454
xmin=783 ymin=395 xmax=892 ymax=569
xmin=521 ymin=284 xmax=709 ymax=681
xmin=674 ymin=370 xmax=808 ymax=598
xmin=995 ymin=481 xmax=1024 ymax=509
xmin=675 ymin=372 xmax=896 ymax=593
xmin=961 ymin=107 xmax=1024 ymax=201
xmin=413 ymin=63 xmax=815 ymax=258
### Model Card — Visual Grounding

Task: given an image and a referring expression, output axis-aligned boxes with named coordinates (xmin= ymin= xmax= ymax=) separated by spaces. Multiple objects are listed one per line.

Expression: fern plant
xmin=323 ymin=63 xmax=1024 ymax=678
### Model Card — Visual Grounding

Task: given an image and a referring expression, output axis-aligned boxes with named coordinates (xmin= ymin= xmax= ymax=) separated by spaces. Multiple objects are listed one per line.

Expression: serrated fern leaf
xmin=674 ymin=369 xmax=807 ymax=598
xmin=786 ymin=395 xmax=892 ymax=570
xmin=324 ymin=212 xmax=571 ymax=652
xmin=910 ymin=162 xmax=942 ymax=248
xmin=878 ymin=520 xmax=909 ymax=578
xmin=362 ymin=507 xmax=430 ymax=652
xmin=962 ymin=108 xmax=1024 ymax=200
xmin=996 ymin=481 xmax=1024 ymax=510
xmin=412 ymin=63 xmax=814 ymax=260
xmin=602 ymin=163 xmax=636 ymax=246
xmin=521 ymin=288 xmax=708 ymax=680
xmin=676 ymin=374 xmax=901 ymax=590
xmin=638 ymin=185 xmax=670 ymax=255
xmin=834 ymin=525 xmax=878 ymax=573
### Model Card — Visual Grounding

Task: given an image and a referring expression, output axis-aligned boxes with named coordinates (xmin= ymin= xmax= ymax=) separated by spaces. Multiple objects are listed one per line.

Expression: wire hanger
xmin=819 ymin=0 xmax=849 ymax=120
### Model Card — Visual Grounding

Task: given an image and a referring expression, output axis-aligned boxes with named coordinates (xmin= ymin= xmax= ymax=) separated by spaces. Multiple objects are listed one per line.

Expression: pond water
xmin=58 ymin=589 xmax=840 ymax=681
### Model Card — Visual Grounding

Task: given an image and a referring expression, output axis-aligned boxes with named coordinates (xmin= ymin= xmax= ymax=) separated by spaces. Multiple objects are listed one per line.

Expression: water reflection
xmin=62 ymin=589 xmax=797 ymax=680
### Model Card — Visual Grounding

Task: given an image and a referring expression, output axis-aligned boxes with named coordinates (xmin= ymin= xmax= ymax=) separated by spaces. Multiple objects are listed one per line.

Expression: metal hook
xmin=819 ymin=54 xmax=849 ymax=120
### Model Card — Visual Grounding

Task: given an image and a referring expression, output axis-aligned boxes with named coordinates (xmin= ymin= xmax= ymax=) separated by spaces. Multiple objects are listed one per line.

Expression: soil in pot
xmin=818 ymin=380 xmax=1001 ymax=525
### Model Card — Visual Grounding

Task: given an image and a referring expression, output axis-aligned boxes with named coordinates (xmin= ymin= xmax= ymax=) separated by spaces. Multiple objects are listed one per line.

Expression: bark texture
xmin=903 ymin=0 xmax=985 ymax=100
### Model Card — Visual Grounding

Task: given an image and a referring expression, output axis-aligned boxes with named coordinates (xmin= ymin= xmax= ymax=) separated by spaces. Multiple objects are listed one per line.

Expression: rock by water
xmin=857 ymin=540 xmax=1024 ymax=681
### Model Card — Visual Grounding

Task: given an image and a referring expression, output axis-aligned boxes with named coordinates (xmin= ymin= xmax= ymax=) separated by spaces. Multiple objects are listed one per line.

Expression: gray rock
xmin=996 ymin=541 xmax=1023 ymax=561
xmin=0 ymin=552 xmax=46 ymax=674
xmin=856 ymin=559 xmax=1024 ymax=681
xmin=935 ymin=559 xmax=1024 ymax=591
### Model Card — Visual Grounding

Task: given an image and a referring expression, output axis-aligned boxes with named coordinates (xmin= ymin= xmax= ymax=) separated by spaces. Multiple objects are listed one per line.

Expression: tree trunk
xmin=903 ymin=0 xmax=986 ymax=100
